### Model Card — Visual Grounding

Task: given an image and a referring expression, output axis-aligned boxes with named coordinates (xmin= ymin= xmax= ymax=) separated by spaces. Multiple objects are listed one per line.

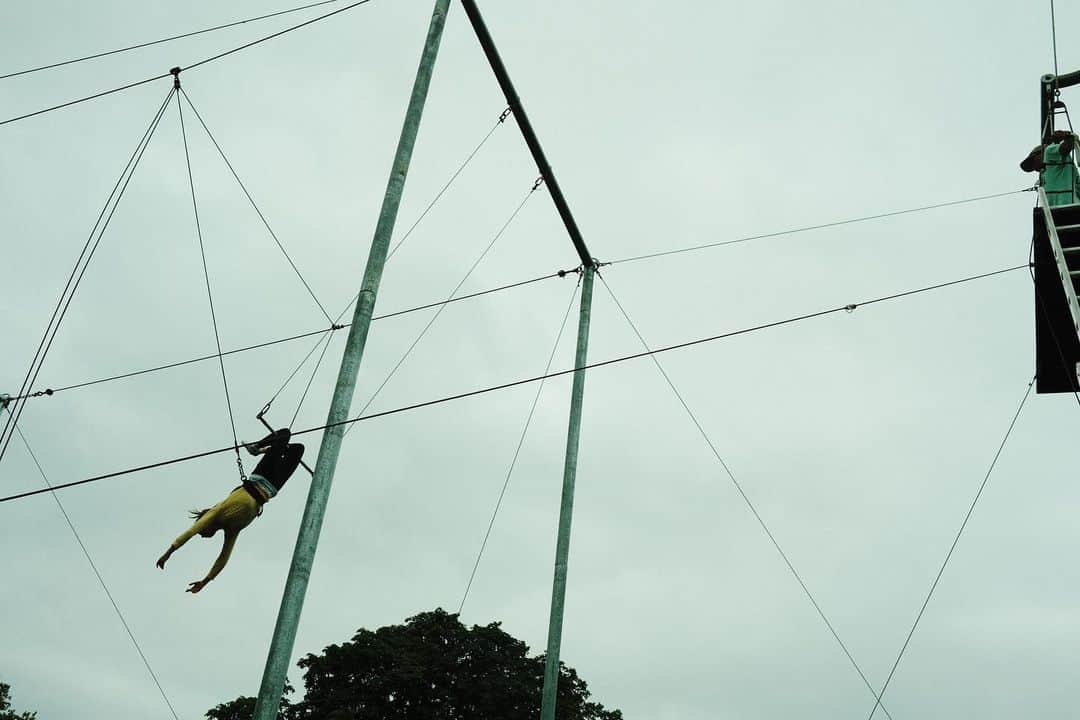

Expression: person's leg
xmin=245 ymin=428 xmax=291 ymax=457
xmin=278 ymin=443 xmax=305 ymax=479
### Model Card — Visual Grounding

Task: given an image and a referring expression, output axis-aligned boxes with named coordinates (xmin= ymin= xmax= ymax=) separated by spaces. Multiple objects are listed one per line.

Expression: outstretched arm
xmin=187 ymin=529 xmax=239 ymax=594
xmin=157 ymin=508 xmax=218 ymax=569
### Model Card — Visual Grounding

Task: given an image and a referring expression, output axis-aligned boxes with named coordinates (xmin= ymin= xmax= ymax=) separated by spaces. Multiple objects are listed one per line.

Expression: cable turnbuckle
xmin=170 ymin=67 xmax=181 ymax=89
xmin=236 ymin=455 xmax=247 ymax=482
xmin=498 ymin=107 xmax=512 ymax=123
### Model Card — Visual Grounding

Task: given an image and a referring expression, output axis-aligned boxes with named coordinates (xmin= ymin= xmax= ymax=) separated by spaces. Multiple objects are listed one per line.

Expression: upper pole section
xmin=459 ymin=0 xmax=595 ymax=268
xmin=1041 ymin=69 xmax=1080 ymax=143
xmin=250 ymin=2 xmax=451 ymax=719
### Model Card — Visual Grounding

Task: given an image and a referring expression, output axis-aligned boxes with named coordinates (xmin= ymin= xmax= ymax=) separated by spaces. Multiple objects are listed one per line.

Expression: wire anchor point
xmin=169 ymin=66 xmax=181 ymax=89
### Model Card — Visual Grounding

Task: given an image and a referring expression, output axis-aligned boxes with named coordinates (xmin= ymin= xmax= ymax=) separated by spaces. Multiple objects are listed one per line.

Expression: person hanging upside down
xmin=155 ymin=428 xmax=305 ymax=593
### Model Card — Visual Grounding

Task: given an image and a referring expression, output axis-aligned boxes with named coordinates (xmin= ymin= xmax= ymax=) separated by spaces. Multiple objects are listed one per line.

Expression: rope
xmin=291 ymin=326 xmax=339 ymax=427
xmin=262 ymin=107 xmax=514 ymax=407
xmin=6 ymin=411 xmax=180 ymax=720
xmin=0 ymin=88 xmax=175 ymax=467
xmin=610 ymin=188 xmax=1033 ymax=266
xmin=458 ymin=274 xmax=581 ymax=614
xmin=387 ymin=107 xmax=512 ymax=262
xmin=180 ymin=88 xmax=335 ymax=326
xmin=598 ymin=274 xmax=895 ymax=720
xmin=343 ymin=177 xmax=545 ymax=437
xmin=0 ymin=263 xmax=1026 ymax=505
xmin=264 ymin=329 xmax=338 ymax=412
xmin=12 ymin=271 xmax=562 ymax=402
xmin=0 ymin=0 xmax=375 ymax=127
xmin=176 ymin=87 xmax=245 ymax=480
xmin=1051 ymin=0 xmax=1060 ymax=79
xmin=863 ymin=376 xmax=1035 ymax=720
xmin=0 ymin=0 xmax=345 ymax=80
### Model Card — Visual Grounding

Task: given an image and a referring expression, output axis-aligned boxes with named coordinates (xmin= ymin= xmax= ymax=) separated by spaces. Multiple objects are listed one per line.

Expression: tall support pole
xmin=251 ymin=2 xmax=450 ymax=718
xmin=457 ymin=4 xmax=600 ymax=716
xmin=540 ymin=264 xmax=594 ymax=720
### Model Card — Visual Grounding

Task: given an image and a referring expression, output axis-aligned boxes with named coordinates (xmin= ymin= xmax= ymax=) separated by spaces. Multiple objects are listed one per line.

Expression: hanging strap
xmin=174 ymin=69 xmax=245 ymax=482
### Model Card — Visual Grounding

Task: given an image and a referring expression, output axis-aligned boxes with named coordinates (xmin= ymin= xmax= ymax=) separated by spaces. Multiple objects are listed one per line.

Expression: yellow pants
xmin=173 ymin=487 xmax=259 ymax=548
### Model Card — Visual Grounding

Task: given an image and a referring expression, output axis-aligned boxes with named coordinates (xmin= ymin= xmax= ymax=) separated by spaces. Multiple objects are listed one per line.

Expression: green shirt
xmin=1043 ymin=141 xmax=1080 ymax=207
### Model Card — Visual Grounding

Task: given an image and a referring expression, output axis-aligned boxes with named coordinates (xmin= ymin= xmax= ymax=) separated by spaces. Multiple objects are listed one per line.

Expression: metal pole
xmin=540 ymin=264 xmax=594 ymax=720
xmin=251 ymin=2 xmax=451 ymax=717
xmin=1042 ymin=74 xmax=1056 ymax=144
xmin=458 ymin=0 xmax=593 ymax=268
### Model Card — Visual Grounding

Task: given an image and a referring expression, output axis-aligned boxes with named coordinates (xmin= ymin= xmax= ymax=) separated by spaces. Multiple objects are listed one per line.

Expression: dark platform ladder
xmin=1033 ymin=188 xmax=1080 ymax=393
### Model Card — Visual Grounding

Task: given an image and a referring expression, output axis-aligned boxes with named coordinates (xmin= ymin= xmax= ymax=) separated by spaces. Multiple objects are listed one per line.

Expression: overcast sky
xmin=2 ymin=1 xmax=1078 ymax=718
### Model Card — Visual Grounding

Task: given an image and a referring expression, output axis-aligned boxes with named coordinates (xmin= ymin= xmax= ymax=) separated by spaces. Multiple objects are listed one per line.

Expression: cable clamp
xmin=531 ymin=176 xmax=545 ymax=192
xmin=844 ymin=303 xmax=858 ymax=313
xmin=331 ymin=323 xmax=346 ymax=331
xmin=498 ymin=107 xmax=512 ymax=123
xmin=170 ymin=67 xmax=182 ymax=89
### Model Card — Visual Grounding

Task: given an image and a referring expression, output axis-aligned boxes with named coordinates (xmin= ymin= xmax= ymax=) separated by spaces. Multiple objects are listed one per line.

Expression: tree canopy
xmin=207 ymin=609 xmax=621 ymax=720
xmin=0 ymin=682 xmax=37 ymax=720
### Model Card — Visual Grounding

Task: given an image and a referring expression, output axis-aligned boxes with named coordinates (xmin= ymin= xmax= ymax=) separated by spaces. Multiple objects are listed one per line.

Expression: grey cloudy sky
xmin=2 ymin=1 xmax=1078 ymax=718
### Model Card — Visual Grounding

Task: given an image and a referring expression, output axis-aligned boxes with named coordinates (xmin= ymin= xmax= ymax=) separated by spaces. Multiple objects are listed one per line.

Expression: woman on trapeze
xmin=156 ymin=427 xmax=305 ymax=593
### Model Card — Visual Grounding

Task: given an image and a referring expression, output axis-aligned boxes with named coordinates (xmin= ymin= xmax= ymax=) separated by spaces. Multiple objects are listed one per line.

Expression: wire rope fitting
xmin=498 ymin=107 xmax=512 ymax=123
xmin=557 ymin=265 xmax=583 ymax=278
xmin=531 ymin=176 xmax=545 ymax=192
xmin=0 ymin=394 xmax=9 ymax=411
xmin=170 ymin=66 xmax=182 ymax=89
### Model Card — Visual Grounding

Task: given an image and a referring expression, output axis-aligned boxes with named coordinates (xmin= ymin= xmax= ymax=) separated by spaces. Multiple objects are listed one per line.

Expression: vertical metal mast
xmin=539 ymin=263 xmax=594 ymax=720
xmin=457 ymin=3 xmax=598 ymax=718
xmin=251 ymin=2 xmax=451 ymax=718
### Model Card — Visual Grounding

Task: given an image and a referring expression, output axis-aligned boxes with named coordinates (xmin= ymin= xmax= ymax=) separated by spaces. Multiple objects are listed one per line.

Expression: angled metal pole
xmin=458 ymin=0 xmax=593 ymax=268
xmin=251 ymin=2 xmax=451 ymax=717
xmin=540 ymin=264 xmax=594 ymax=720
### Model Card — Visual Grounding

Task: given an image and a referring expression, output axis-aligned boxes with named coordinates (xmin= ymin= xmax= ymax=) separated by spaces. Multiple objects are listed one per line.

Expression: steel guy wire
xmin=598 ymin=273 xmax=895 ymax=720
xmin=342 ymin=178 xmax=545 ymax=437
xmin=0 ymin=0 xmax=345 ymax=80
xmin=0 ymin=88 xmax=176 ymax=468
xmin=863 ymin=376 xmax=1036 ymax=720
xmin=180 ymin=88 xmax=335 ymax=326
xmin=176 ymin=87 xmax=245 ymax=479
xmin=458 ymin=274 xmax=581 ymax=614
xmin=7 ymin=410 xmax=181 ymax=720
xmin=0 ymin=263 xmax=1026 ymax=504
xmin=1 ymin=0 xmax=375 ymax=127
xmin=610 ymin=189 xmax=1032 ymax=266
